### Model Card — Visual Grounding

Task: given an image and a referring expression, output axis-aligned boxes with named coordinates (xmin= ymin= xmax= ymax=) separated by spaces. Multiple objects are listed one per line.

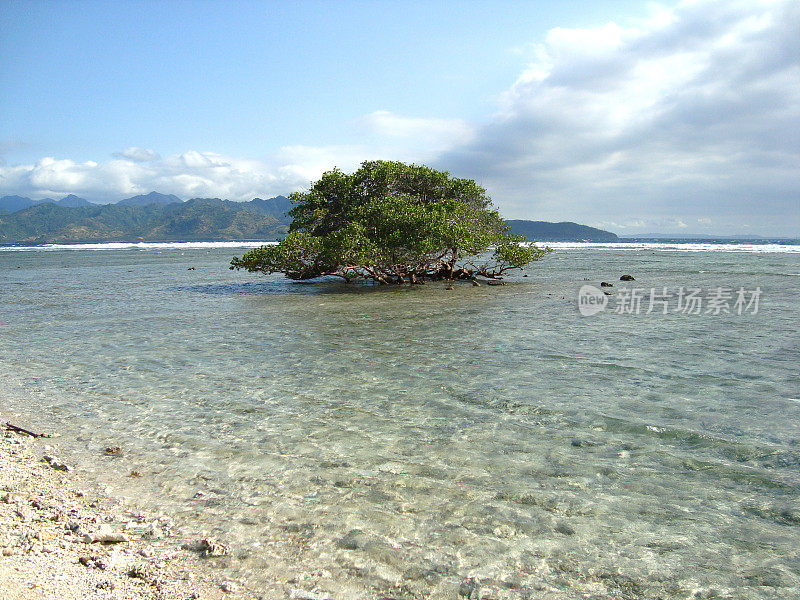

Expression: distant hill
xmin=116 ymin=192 xmax=182 ymax=207
xmin=55 ymin=194 xmax=94 ymax=207
xmin=0 ymin=195 xmax=36 ymax=213
xmin=505 ymin=220 xmax=618 ymax=242
xmin=0 ymin=197 xmax=288 ymax=243
xmin=0 ymin=194 xmax=94 ymax=213
xmin=247 ymin=195 xmax=293 ymax=224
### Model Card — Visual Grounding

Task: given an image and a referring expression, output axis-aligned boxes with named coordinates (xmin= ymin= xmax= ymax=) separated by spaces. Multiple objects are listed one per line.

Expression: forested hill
xmin=0 ymin=197 xmax=291 ymax=243
xmin=505 ymin=220 xmax=618 ymax=242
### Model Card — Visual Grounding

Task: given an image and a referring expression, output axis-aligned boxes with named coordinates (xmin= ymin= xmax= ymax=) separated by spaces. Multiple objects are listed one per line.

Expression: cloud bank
xmin=1 ymin=0 xmax=797 ymax=234
xmin=0 ymin=116 xmax=475 ymax=205
xmin=0 ymin=152 xmax=299 ymax=202
xmin=439 ymin=0 xmax=800 ymax=234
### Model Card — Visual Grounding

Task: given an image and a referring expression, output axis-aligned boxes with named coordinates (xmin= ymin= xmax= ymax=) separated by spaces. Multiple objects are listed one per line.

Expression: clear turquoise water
xmin=1 ymin=245 xmax=799 ymax=599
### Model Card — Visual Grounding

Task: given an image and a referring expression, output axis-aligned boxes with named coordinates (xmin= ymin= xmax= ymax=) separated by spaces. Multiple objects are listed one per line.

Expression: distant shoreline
xmin=2 ymin=238 xmax=799 ymax=253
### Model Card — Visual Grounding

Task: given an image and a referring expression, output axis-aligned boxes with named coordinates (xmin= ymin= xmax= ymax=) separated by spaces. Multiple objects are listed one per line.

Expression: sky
xmin=1 ymin=0 xmax=798 ymax=236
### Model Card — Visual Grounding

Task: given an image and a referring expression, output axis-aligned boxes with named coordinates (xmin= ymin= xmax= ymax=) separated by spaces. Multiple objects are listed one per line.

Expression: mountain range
xmin=0 ymin=192 xmax=616 ymax=243
xmin=0 ymin=195 xmax=292 ymax=243
xmin=0 ymin=194 xmax=96 ymax=212
xmin=116 ymin=191 xmax=182 ymax=207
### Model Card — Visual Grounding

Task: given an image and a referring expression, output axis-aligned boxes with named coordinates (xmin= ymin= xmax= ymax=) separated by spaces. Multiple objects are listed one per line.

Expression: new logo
xmin=578 ymin=285 xmax=608 ymax=316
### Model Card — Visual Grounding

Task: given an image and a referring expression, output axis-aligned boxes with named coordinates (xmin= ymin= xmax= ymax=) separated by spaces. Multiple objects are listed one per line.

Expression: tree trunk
xmin=447 ymin=248 xmax=459 ymax=281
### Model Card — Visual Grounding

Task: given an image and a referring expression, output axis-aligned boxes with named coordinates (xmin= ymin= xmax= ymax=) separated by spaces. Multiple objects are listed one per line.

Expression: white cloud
xmin=441 ymin=0 xmax=800 ymax=235
xmin=357 ymin=111 xmax=474 ymax=151
xmin=0 ymin=113 xmax=477 ymax=202
xmin=0 ymin=151 xmax=301 ymax=202
xmin=273 ymin=145 xmax=370 ymax=185
xmin=0 ymin=144 xmax=400 ymax=203
xmin=114 ymin=147 xmax=158 ymax=162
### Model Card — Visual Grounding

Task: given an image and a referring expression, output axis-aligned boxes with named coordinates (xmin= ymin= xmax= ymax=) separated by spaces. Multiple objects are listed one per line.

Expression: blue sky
xmin=1 ymin=0 xmax=798 ymax=235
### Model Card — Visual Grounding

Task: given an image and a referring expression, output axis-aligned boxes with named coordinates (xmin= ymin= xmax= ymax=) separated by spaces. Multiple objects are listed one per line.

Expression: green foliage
xmin=231 ymin=160 xmax=551 ymax=284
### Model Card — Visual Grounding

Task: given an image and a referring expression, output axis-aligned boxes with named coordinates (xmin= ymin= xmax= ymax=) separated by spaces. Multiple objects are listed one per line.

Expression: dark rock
xmin=600 ymin=282 xmax=613 ymax=287
xmin=459 ymin=577 xmax=479 ymax=598
xmin=43 ymin=455 xmax=72 ymax=471
xmin=555 ymin=521 xmax=575 ymax=535
xmin=620 ymin=274 xmax=635 ymax=281
xmin=403 ymin=566 xmax=442 ymax=584
xmin=337 ymin=529 xmax=368 ymax=550
xmin=199 ymin=538 xmax=229 ymax=557
xmin=319 ymin=460 xmax=349 ymax=468
xmin=127 ymin=565 xmax=151 ymax=580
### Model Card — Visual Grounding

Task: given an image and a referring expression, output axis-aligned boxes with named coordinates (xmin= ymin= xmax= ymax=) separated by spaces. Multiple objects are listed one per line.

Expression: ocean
xmin=1 ymin=242 xmax=798 ymax=599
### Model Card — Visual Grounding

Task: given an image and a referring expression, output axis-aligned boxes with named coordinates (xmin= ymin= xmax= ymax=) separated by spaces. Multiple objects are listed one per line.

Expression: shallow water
xmin=1 ymin=244 xmax=799 ymax=599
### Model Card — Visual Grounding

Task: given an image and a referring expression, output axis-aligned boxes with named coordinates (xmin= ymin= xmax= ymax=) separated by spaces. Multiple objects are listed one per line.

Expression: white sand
xmin=0 ymin=418 xmax=257 ymax=600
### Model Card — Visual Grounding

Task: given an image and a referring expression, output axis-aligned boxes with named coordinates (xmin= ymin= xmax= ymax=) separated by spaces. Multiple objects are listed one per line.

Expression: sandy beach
xmin=0 ymin=415 xmax=254 ymax=600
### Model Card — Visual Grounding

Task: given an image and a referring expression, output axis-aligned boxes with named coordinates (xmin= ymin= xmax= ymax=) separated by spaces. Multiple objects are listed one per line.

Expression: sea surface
xmin=1 ymin=242 xmax=799 ymax=599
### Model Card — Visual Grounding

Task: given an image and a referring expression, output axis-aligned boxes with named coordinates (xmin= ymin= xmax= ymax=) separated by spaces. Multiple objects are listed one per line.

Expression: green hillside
xmin=0 ymin=198 xmax=288 ymax=243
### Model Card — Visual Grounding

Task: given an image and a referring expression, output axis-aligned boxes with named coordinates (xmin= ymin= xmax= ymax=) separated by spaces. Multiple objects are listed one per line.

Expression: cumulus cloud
xmin=439 ymin=0 xmax=800 ymax=235
xmin=0 ymin=151 xmax=308 ymax=202
xmin=0 ymin=119 xmax=473 ymax=203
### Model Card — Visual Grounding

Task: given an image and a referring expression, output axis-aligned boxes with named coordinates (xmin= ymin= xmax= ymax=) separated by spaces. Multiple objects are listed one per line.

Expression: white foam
xmin=539 ymin=242 xmax=800 ymax=253
xmin=1 ymin=240 xmax=798 ymax=253
xmin=0 ymin=241 xmax=279 ymax=252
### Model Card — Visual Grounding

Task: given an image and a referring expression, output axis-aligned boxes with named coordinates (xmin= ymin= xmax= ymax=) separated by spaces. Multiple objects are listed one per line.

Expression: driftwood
xmin=4 ymin=422 xmax=51 ymax=438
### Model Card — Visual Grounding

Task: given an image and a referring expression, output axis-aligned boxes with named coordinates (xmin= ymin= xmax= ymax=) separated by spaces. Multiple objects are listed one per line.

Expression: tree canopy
xmin=230 ymin=160 xmax=550 ymax=285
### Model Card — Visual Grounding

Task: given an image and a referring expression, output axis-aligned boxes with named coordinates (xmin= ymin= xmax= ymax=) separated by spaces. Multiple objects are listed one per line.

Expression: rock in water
xmin=43 ymin=454 xmax=72 ymax=471
xmin=459 ymin=577 xmax=479 ymax=598
xmin=555 ymin=521 xmax=575 ymax=535
xmin=199 ymin=538 xmax=230 ymax=557
xmin=620 ymin=274 xmax=635 ymax=281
